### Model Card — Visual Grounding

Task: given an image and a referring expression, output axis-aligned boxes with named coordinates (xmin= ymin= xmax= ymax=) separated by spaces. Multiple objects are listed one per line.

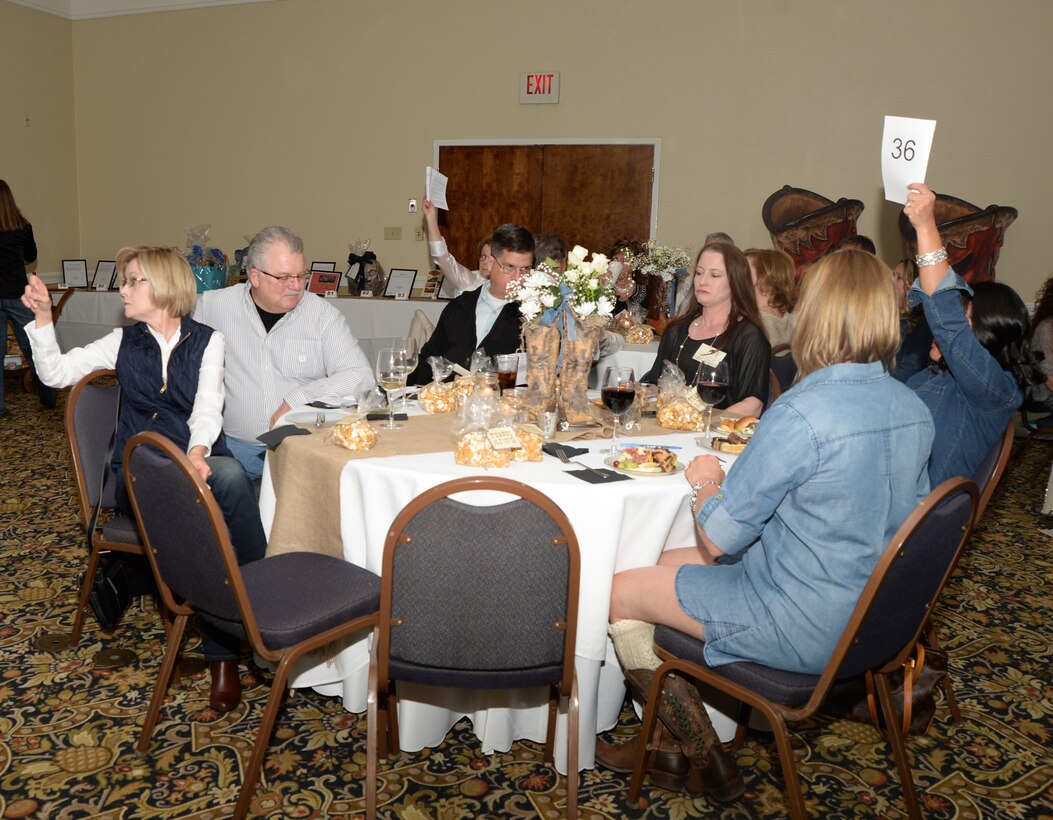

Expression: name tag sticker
xmin=692 ymin=344 xmax=727 ymax=367
xmin=487 ymin=427 xmax=523 ymax=450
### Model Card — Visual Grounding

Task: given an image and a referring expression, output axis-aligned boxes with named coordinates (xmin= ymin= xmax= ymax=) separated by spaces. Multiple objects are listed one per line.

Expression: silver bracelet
xmin=915 ymin=247 xmax=948 ymax=268
xmin=689 ymin=480 xmax=721 ymax=513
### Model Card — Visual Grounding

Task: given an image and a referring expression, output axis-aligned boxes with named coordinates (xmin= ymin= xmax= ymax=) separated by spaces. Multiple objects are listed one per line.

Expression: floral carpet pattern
xmin=1 ymin=380 xmax=1052 ymax=818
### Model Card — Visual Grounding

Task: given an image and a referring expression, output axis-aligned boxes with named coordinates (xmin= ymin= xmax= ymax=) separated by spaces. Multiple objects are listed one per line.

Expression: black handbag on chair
xmin=85 ymin=554 xmax=133 ymax=632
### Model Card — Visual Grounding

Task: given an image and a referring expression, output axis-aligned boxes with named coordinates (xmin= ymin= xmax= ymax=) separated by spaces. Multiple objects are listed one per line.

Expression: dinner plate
xmin=711 ymin=417 xmax=755 ymax=438
xmin=697 ymin=436 xmax=747 ymax=455
xmin=603 ymin=456 xmax=686 ymax=477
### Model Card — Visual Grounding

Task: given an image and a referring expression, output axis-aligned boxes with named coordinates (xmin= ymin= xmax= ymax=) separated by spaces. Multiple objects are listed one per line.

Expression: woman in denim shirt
xmin=595 ymin=251 xmax=933 ymax=801
xmin=903 ymin=184 xmax=1041 ymax=486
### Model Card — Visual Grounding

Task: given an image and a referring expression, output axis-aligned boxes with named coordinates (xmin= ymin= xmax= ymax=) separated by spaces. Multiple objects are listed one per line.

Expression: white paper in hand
xmin=426 ymin=166 xmax=449 ymax=210
xmin=881 ymin=116 xmax=937 ymax=204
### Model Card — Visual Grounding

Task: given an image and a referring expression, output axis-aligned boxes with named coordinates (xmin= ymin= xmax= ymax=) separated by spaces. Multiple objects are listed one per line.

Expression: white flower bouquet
xmin=509 ymin=245 xmax=616 ymax=326
xmin=635 ymin=240 xmax=692 ymax=282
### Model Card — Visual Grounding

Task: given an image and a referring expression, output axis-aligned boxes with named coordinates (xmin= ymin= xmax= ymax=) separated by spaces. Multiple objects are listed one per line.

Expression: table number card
xmin=882 ymin=115 xmax=937 ymax=204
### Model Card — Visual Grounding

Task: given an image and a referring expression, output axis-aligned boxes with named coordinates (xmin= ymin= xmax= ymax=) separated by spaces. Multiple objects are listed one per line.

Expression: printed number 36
xmin=891 ymin=138 xmax=916 ymax=161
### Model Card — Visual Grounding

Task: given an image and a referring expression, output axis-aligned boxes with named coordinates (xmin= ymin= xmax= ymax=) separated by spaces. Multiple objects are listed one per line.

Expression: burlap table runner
xmin=265 ymin=411 xmax=676 ymax=558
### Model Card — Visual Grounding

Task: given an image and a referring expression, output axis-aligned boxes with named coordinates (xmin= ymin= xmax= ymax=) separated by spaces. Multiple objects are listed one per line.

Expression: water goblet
xmin=601 ymin=366 xmax=636 ymax=457
xmin=376 ymin=347 xmax=408 ymax=430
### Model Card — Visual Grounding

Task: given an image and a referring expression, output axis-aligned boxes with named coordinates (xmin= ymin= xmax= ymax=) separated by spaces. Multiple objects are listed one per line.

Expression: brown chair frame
xmin=125 ymin=432 xmax=379 ymax=820
xmin=65 ymin=368 xmax=145 ymax=645
xmin=366 ymin=476 xmax=581 ymax=819
xmin=629 ymin=477 xmax=978 ymax=819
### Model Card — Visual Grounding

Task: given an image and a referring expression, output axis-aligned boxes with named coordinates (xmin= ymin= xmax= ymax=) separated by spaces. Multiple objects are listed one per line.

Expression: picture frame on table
xmin=93 ymin=260 xmax=116 ymax=289
xmin=384 ymin=268 xmax=417 ymax=299
xmin=437 ymin=274 xmax=459 ymax=300
xmin=310 ymin=261 xmax=337 ymax=272
xmin=307 ymin=270 xmax=342 ymax=295
xmin=414 ymin=269 xmax=443 ymax=300
xmin=62 ymin=259 xmax=89 ymax=288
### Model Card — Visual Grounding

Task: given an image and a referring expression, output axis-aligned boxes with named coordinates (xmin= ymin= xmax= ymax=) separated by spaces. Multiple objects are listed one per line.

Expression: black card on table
xmin=565 ymin=468 xmax=632 ymax=484
xmin=256 ymin=425 xmax=311 ymax=450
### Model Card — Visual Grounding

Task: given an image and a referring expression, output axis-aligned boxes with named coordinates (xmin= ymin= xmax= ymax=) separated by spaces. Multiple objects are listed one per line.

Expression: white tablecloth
xmin=258 ymin=424 xmax=740 ymax=772
xmin=52 ymin=289 xmax=447 ymax=355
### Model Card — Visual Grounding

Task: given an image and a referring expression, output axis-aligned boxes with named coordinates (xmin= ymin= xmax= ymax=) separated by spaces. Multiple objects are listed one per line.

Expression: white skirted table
xmin=257 ymin=412 xmax=740 ymax=773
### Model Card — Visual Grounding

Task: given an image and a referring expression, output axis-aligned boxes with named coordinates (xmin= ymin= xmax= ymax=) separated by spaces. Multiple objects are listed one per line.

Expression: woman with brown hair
xmin=597 ymin=249 xmax=933 ymax=801
xmin=745 ymin=247 xmax=796 ymax=348
xmin=641 ymin=242 xmax=770 ymax=417
xmin=0 ymin=179 xmax=55 ymax=415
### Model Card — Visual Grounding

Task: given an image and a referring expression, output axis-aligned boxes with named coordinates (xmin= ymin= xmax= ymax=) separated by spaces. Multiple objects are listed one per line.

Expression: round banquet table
xmin=257 ymin=408 xmax=741 ymax=773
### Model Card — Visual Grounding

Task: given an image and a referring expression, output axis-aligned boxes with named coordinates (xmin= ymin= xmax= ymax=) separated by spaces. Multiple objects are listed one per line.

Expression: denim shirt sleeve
xmin=697 ymin=401 xmax=817 ymax=560
xmin=907 ymin=268 xmax=1019 ymax=411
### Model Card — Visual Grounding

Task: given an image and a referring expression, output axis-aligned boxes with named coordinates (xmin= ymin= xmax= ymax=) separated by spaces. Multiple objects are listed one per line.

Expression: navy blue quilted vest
xmin=114 ymin=316 xmax=230 ymax=466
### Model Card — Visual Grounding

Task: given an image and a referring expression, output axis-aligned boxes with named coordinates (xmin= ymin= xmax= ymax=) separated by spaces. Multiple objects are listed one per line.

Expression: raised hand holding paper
xmin=426 ymin=166 xmax=449 ymax=210
xmin=882 ymin=115 xmax=936 ymax=204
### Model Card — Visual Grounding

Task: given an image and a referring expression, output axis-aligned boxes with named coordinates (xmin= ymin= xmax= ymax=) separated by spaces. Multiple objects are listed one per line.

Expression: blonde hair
xmin=745 ymin=248 xmax=796 ymax=315
xmin=792 ymin=251 xmax=899 ymax=377
xmin=116 ymin=246 xmax=196 ymax=317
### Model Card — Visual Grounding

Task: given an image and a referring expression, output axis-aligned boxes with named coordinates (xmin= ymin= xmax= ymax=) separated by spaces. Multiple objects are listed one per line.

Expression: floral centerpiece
xmin=631 ymin=240 xmax=692 ymax=328
xmin=508 ymin=245 xmax=617 ymax=424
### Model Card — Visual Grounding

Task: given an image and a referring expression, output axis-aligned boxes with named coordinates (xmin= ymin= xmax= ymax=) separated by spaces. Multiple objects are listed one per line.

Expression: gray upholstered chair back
xmin=836 ymin=478 xmax=977 ymax=680
xmin=379 ymin=477 xmax=579 ymax=691
xmin=67 ymin=370 xmax=120 ymax=513
xmin=970 ymin=422 xmax=1014 ymax=520
xmin=124 ymin=434 xmax=243 ymax=627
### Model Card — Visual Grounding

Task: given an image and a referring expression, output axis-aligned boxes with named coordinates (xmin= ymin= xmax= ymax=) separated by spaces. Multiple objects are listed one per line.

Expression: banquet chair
xmin=628 ymin=477 xmax=978 ymax=819
xmin=770 ymin=344 xmax=797 ymax=394
xmin=927 ymin=420 xmax=1015 ymax=721
xmin=124 ymin=432 xmax=380 ymax=820
xmin=66 ymin=369 xmax=144 ymax=646
xmin=366 ymin=476 xmax=581 ymax=819
xmin=1010 ymin=403 xmax=1053 ymax=479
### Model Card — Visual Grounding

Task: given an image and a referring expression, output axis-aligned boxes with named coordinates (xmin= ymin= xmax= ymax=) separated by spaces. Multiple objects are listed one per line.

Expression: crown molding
xmin=7 ymin=0 xmax=277 ymax=20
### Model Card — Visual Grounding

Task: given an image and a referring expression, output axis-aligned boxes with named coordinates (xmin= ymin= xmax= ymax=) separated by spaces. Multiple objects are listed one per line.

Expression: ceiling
xmin=8 ymin=0 xmax=275 ymax=20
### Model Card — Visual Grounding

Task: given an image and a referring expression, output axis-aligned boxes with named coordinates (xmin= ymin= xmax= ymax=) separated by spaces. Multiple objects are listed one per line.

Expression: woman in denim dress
xmin=596 ymin=250 xmax=934 ymax=801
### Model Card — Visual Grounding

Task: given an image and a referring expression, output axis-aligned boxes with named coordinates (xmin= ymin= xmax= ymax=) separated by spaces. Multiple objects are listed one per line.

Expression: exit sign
xmin=520 ymin=72 xmax=560 ymax=104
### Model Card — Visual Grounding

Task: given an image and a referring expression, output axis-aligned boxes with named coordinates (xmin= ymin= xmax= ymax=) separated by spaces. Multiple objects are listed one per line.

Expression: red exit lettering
xmin=527 ymin=74 xmax=553 ymax=94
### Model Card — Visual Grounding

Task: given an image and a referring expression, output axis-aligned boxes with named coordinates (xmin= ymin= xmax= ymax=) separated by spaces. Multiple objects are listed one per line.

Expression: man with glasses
xmin=407 ymin=223 xmax=533 ymax=385
xmin=195 ymin=225 xmax=374 ymax=478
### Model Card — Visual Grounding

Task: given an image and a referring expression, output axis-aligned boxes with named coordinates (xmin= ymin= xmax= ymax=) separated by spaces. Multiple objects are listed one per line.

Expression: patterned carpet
xmin=2 ymin=377 xmax=1052 ymax=818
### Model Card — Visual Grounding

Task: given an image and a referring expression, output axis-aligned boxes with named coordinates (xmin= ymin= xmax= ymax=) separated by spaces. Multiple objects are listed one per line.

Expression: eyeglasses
xmin=119 ymin=276 xmax=149 ymax=288
xmin=493 ymin=261 xmax=532 ymax=277
xmin=256 ymin=268 xmax=309 ymax=285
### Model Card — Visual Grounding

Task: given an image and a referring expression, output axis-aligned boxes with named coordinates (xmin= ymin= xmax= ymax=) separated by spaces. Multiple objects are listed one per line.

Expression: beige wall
xmin=10 ymin=0 xmax=1053 ymax=298
xmin=1 ymin=1 xmax=79 ymax=271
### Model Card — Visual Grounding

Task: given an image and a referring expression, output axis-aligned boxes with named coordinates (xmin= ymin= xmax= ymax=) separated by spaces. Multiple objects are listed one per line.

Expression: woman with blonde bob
xmin=596 ymin=251 xmax=934 ymax=802
xmin=22 ymin=247 xmax=266 ymax=714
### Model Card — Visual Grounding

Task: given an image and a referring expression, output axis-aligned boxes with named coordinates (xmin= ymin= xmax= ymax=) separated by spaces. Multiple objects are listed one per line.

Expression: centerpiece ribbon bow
xmin=347 ymin=250 xmax=377 ymax=294
xmin=539 ymin=283 xmax=578 ymax=341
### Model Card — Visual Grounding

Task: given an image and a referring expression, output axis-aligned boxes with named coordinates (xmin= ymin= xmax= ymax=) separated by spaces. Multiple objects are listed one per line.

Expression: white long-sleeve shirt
xmin=429 ymin=238 xmax=483 ymax=295
xmin=25 ymin=319 xmax=225 ymax=456
xmin=194 ymin=284 xmax=375 ymax=440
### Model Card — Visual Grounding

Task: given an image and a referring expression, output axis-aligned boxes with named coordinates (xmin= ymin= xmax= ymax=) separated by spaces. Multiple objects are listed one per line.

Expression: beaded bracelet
xmin=689 ymin=480 xmax=721 ymax=514
xmin=915 ymin=247 xmax=949 ymax=268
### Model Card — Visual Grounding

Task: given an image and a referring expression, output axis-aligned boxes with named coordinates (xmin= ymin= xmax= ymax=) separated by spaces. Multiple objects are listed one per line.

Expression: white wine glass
xmin=376 ymin=347 xmax=408 ymax=430
xmin=392 ymin=337 xmax=419 ymax=409
xmin=694 ymin=360 xmax=729 ymax=438
xmin=601 ymin=367 xmax=636 ymax=457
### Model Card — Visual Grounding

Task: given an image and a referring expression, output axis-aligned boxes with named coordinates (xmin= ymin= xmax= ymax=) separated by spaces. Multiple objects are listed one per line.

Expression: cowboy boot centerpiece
xmin=521 ymin=321 xmax=560 ymax=420
xmin=558 ymin=313 xmax=602 ymax=427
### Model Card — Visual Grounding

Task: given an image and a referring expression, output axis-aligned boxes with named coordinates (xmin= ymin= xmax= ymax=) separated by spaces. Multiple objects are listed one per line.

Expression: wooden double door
xmin=436 ymin=143 xmax=655 ymax=266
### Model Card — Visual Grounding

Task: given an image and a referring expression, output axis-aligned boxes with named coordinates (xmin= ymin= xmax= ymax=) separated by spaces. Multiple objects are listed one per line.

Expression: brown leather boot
xmin=625 ymin=668 xmax=745 ymax=803
xmin=595 ymin=720 xmax=689 ymax=792
xmin=209 ymin=660 xmax=242 ymax=713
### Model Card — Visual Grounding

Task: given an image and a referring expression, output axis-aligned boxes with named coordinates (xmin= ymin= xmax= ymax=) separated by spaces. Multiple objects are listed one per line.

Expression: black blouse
xmin=641 ymin=319 xmax=771 ymax=409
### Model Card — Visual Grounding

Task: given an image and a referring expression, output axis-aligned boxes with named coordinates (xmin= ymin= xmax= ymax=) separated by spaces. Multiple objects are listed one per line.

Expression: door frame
xmin=432 ymin=137 xmax=662 ymax=240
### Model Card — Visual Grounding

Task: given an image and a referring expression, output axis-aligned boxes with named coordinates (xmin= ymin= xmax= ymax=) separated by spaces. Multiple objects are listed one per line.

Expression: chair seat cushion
xmin=101 ymin=514 xmax=141 ymax=546
xmin=202 ymin=552 xmax=379 ymax=650
xmin=655 ymin=625 xmax=821 ymax=708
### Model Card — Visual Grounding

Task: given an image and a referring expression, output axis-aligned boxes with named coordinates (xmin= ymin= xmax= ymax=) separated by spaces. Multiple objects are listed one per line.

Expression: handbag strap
xmin=864 ymin=643 xmax=927 ymax=738
xmin=85 ymin=383 xmax=122 ymax=553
